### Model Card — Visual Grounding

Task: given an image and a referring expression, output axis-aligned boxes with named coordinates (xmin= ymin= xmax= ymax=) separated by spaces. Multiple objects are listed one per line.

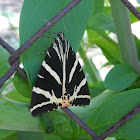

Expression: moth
xmin=30 ymin=32 xmax=90 ymax=116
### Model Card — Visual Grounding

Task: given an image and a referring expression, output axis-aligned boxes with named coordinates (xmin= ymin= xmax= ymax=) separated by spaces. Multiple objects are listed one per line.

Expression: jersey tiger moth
xmin=30 ymin=32 xmax=90 ymax=116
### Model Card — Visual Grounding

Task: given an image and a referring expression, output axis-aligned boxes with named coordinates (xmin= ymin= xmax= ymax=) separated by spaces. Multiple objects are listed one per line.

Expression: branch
xmin=121 ymin=0 xmax=140 ymax=20
xmin=0 ymin=60 xmax=20 ymax=87
xmin=9 ymin=0 xmax=82 ymax=63
xmin=61 ymin=107 xmax=98 ymax=139
xmin=0 ymin=37 xmax=27 ymax=80
xmin=95 ymin=103 xmax=140 ymax=140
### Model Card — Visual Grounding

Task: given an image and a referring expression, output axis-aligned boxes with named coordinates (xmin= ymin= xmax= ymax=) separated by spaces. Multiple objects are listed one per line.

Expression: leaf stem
xmin=109 ymin=0 xmax=140 ymax=75
xmin=78 ymin=41 xmax=101 ymax=83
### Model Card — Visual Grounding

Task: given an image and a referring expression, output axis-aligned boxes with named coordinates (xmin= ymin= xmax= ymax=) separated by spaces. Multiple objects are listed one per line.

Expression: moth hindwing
xmin=30 ymin=32 xmax=90 ymax=116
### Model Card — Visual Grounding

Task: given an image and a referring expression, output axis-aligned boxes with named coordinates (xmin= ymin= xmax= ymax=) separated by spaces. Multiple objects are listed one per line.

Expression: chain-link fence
xmin=0 ymin=0 xmax=140 ymax=139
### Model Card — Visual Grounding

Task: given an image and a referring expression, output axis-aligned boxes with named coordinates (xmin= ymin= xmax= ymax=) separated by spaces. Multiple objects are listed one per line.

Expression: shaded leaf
xmin=0 ymin=130 xmax=16 ymax=140
xmin=87 ymin=29 xmax=121 ymax=63
xmin=17 ymin=131 xmax=44 ymax=140
xmin=5 ymin=89 xmax=30 ymax=104
xmin=103 ymin=7 xmax=139 ymax=25
xmin=128 ymin=81 xmax=140 ymax=90
xmin=39 ymin=113 xmax=53 ymax=134
xmin=104 ymin=63 xmax=138 ymax=91
xmin=2 ymin=131 xmax=17 ymax=140
xmin=68 ymin=89 xmax=119 ymax=122
xmin=49 ymin=111 xmax=73 ymax=140
xmin=0 ymin=97 xmax=40 ymax=131
xmin=79 ymin=43 xmax=101 ymax=83
xmin=88 ymin=12 xmax=115 ymax=33
xmin=89 ymin=81 xmax=107 ymax=98
xmin=87 ymin=89 xmax=140 ymax=139
xmin=19 ymin=0 xmax=93 ymax=85
xmin=17 ymin=131 xmax=62 ymax=140
xmin=12 ymin=73 xmax=32 ymax=98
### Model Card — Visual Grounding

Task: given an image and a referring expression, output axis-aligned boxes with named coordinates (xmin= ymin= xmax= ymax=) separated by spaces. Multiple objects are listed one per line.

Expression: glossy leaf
xmin=104 ymin=63 xmax=138 ymax=91
xmin=39 ymin=113 xmax=53 ymax=133
xmin=49 ymin=111 xmax=73 ymax=140
xmin=89 ymin=81 xmax=107 ymax=98
xmin=92 ymin=0 xmax=104 ymax=15
xmin=19 ymin=0 xmax=93 ymax=85
xmin=0 ymin=97 xmax=40 ymax=131
xmin=0 ymin=130 xmax=16 ymax=140
xmin=5 ymin=89 xmax=30 ymax=104
xmin=87 ymin=89 xmax=140 ymax=139
xmin=68 ymin=89 xmax=118 ymax=122
xmin=12 ymin=73 xmax=32 ymax=98
xmin=88 ymin=12 xmax=115 ymax=33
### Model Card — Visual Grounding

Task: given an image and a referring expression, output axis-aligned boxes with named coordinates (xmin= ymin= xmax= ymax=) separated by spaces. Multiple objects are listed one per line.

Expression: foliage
xmin=0 ymin=0 xmax=140 ymax=139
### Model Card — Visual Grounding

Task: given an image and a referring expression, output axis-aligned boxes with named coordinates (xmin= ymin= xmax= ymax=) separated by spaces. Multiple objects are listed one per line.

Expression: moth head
xmin=61 ymin=94 xmax=70 ymax=108
xmin=57 ymin=32 xmax=64 ymax=40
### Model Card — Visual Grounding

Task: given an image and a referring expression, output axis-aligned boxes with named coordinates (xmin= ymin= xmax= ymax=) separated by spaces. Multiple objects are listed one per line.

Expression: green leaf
xmin=0 ymin=97 xmax=40 ymax=131
xmin=68 ymin=89 xmax=119 ymax=122
xmin=19 ymin=0 xmax=93 ymax=85
xmin=0 ymin=46 xmax=10 ymax=77
xmin=39 ymin=113 xmax=53 ymax=133
xmin=102 ymin=61 xmax=120 ymax=68
xmin=49 ymin=111 xmax=73 ymax=140
xmin=17 ymin=131 xmax=62 ymax=140
xmin=103 ymin=7 xmax=139 ymax=25
xmin=128 ymin=81 xmax=140 ymax=90
xmin=17 ymin=131 xmax=44 ymax=140
xmin=70 ymin=119 xmax=82 ymax=138
xmin=1 ymin=132 xmax=17 ymax=140
xmin=109 ymin=0 xmax=140 ymax=72
xmin=89 ymin=81 xmax=107 ymax=98
xmin=12 ymin=72 xmax=32 ymax=98
xmin=87 ymin=29 xmax=121 ymax=63
xmin=5 ymin=89 xmax=30 ymax=104
xmin=76 ymin=133 xmax=92 ymax=140
xmin=0 ymin=130 xmax=16 ymax=140
xmin=92 ymin=0 xmax=104 ymax=15
xmin=79 ymin=42 xmax=101 ymax=83
xmin=104 ymin=63 xmax=138 ymax=91
xmin=87 ymin=89 xmax=140 ymax=139
xmin=88 ymin=12 xmax=115 ymax=33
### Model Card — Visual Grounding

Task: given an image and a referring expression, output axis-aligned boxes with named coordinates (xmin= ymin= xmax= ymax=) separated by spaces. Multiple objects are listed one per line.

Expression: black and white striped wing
xmin=65 ymin=45 xmax=90 ymax=106
xmin=30 ymin=32 xmax=90 ymax=116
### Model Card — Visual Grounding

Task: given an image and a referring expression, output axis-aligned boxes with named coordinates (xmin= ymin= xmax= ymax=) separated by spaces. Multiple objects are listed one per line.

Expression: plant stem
xmin=109 ymin=0 xmax=140 ymax=75
xmin=78 ymin=42 xmax=101 ymax=83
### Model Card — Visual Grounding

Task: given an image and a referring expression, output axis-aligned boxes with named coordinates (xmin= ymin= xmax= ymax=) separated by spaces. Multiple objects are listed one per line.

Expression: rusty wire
xmin=0 ymin=0 xmax=140 ymax=139
xmin=121 ymin=0 xmax=140 ymax=20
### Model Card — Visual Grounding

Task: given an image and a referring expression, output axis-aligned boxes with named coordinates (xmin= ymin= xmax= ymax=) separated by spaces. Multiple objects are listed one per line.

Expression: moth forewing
xmin=30 ymin=32 xmax=90 ymax=116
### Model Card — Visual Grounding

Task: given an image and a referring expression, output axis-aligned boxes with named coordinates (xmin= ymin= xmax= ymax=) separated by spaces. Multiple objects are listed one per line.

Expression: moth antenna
xmin=43 ymin=35 xmax=55 ymax=40
xmin=35 ymin=50 xmax=47 ymax=55
xmin=48 ymin=30 xmax=58 ymax=35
